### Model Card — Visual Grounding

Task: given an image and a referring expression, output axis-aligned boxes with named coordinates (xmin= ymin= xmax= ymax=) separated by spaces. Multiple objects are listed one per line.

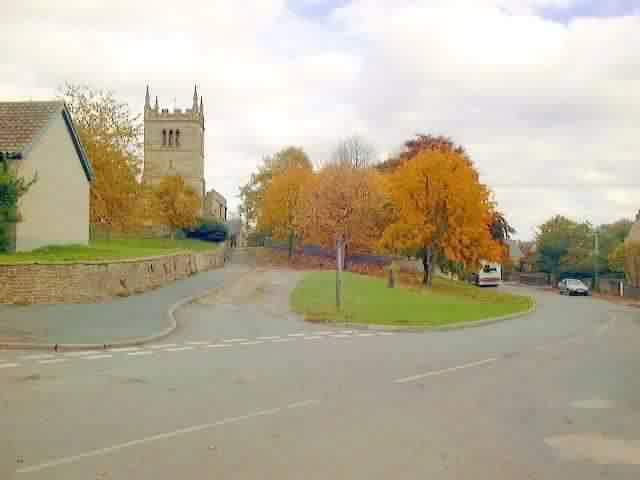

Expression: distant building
xmin=204 ymin=189 xmax=227 ymax=222
xmin=142 ymin=85 xmax=226 ymax=220
xmin=0 ymin=101 xmax=93 ymax=251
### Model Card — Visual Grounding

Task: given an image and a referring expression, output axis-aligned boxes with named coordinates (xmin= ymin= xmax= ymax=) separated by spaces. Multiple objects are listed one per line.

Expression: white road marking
xmin=165 ymin=347 xmax=194 ymax=352
xmin=341 ymin=330 xmax=354 ymax=334
xmin=224 ymin=338 xmax=249 ymax=343
xmin=377 ymin=332 xmax=394 ymax=336
xmin=85 ymin=354 xmax=113 ymax=360
xmin=394 ymin=358 xmax=498 ymax=384
xmin=287 ymin=399 xmax=321 ymax=409
xmin=303 ymin=336 xmax=323 ymax=340
xmin=205 ymin=343 xmax=231 ymax=348
xmin=149 ymin=344 xmax=178 ymax=349
xmin=19 ymin=353 xmax=56 ymax=361
xmin=331 ymin=334 xmax=351 ymax=338
xmin=39 ymin=359 xmax=67 ymax=365
xmin=186 ymin=341 xmax=209 ymax=346
xmin=239 ymin=341 xmax=264 ymax=346
xmin=0 ymin=363 xmax=19 ymax=369
xmin=316 ymin=331 xmax=334 ymax=335
xmin=357 ymin=333 xmax=375 ymax=337
xmin=16 ymin=400 xmax=320 ymax=475
xmin=272 ymin=338 xmax=295 ymax=343
xmin=288 ymin=333 xmax=305 ymax=337
xmin=257 ymin=336 xmax=281 ymax=340
xmin=127 ymin=351 xmax=153 ymax=357
xmin=64 ymin=351 xmax=96 ymax=357
xmin=109 ymin=347 xmax=140 ymax=353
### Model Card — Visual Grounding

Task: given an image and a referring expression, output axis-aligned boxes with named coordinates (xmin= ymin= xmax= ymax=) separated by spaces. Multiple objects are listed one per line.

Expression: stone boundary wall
xmin=0 ymin=246 xmax=227 ymax=305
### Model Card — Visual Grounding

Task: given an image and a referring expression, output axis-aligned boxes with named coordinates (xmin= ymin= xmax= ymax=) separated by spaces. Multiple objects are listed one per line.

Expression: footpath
xmin=0 ymin=250 xmax=252 ymax=349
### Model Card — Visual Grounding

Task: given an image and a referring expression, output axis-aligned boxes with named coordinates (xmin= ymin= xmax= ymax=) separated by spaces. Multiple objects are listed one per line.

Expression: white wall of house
xmin=15 ymin=112 xmax=90 ymax=251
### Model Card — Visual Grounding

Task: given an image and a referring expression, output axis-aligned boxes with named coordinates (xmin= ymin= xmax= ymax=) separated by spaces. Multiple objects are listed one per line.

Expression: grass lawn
xmin=291 ymin=271 xmax=533 ymax=327
xmin=0 ymin=238 xmax=222 ymax=264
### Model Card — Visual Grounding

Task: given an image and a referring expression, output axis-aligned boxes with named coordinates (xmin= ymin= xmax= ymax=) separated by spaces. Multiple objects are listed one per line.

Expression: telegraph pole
xmin=593 ymin=228 xmax=599 ymax=292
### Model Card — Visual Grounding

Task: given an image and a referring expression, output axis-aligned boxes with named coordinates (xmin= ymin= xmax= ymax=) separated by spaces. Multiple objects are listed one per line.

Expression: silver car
xmin=558 ymin=278 xmax=590 ymax=296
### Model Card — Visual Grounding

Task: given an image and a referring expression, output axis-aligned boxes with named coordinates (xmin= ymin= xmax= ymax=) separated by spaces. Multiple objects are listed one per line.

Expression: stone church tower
xmin=143 ymin=85 xmax=205 ymax=201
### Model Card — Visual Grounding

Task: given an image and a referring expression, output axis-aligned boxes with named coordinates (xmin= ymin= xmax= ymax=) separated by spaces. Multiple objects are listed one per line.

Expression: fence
xmin=266 ymin=240 xmax=393 ymax=267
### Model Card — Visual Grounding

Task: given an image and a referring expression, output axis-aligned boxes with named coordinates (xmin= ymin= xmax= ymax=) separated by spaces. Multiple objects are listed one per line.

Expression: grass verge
xmin=291 ymin=271 xmax=533 ymax=327
xmin=0 ymin=239 xmax=222 ymax=264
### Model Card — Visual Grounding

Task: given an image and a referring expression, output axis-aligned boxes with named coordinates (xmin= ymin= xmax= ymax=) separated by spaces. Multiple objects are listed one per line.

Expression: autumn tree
xmin=258 ymin=163 xmax=313 ymax=257
xmin=381 ymin=149 xmax=503 ymax=286
xmin=377 ymin=134 xmax=471 ymax=173
xmin=60 ymin=84 xmax=144 ymax=232
xmin=239 ymin=147 xmax=311 ymax=228
xmin=608 ymin=243 xmax=625 ymax=274
xmin=300 ymin=162 xmax=388 ymax=261
xmin=153 ymin=176 xmax=200 ymax=238
xmin=625 ymin=241 xmax=640 ymax=288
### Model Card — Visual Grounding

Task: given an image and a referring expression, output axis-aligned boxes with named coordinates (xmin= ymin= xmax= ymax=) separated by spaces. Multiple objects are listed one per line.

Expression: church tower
xmin=143 ymin=85 xmax=205 ymax=202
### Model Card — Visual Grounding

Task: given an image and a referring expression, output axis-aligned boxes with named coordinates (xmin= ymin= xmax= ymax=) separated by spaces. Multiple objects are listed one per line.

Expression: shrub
xmin=184 ymin=219 xmax=228 ymax=243
xmin=0 ymin=159 xmax=36 ymax=252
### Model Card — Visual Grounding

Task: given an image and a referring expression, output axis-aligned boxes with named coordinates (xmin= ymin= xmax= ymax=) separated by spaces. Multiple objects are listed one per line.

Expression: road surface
xmin=1 ymin=254 xmax=639 ymax=479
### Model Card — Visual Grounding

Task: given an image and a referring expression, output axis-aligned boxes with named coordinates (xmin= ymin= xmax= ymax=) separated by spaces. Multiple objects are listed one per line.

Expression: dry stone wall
xmin=0 ymin=247 xmax=226 ymax=305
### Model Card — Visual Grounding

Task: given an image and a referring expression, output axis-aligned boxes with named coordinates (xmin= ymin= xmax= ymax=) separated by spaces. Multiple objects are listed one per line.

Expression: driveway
xmin=1 ymin=257 xmax=639 ymax=479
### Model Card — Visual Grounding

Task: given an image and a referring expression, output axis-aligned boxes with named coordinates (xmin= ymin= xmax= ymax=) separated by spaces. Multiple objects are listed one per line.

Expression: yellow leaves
xmin=153 ymin=176 xmax=200 ymax=232
xmin=61 ymin=83 xmax=144 ymax=232
xmin=258 ymin=164 xmax=313 ymax=241
xmin=381 ymin=149 xmax=502 ymax=267
xmin=300 ymin=163 xmax=388 ymax=252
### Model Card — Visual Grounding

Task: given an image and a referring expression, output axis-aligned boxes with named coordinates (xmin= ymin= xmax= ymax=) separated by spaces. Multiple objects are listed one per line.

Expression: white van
xmin=473 ymin=262 xmax=502 ymax=287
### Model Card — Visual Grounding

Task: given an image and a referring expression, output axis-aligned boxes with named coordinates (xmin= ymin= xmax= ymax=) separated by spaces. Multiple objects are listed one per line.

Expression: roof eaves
xmin=61 ymin=105 xmax=94 ymax=182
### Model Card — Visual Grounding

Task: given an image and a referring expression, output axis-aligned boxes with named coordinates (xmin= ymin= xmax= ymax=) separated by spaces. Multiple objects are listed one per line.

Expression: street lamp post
xmin=593 ymin=228 xmax=599 ymax=292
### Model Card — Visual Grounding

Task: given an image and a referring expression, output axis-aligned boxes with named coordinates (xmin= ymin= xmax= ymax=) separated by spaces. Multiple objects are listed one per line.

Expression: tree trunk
xmin=422 ymin=247 xmax=433 ymax=287
xmin=336 ymin=238 xmax=343 ymax=311
xmin=288 ymin=231 xmax=294 ymax=258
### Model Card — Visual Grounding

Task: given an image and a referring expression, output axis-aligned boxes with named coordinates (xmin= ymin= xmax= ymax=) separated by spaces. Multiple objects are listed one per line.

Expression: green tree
xmin=608 ymin=243 xmax=625 ymax=273
xmin=597 ymin=219 xmax=633 ymax=271
xmin=535 ymin=216 xmax=594 ymax=278
xmin=0 ymin=159 xmax=36 ymax=251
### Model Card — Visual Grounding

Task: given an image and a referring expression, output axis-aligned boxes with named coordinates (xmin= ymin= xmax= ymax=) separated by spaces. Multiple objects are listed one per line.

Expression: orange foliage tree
xmin=300 ymin=162 xmax=389 ymax=260
xmin=258 ymin=164 xmax=314 ymax=257
xmin=625 ymin=241 xmax=640 ymax=287
xmin=60 ymin=84 xmax=144 ymax=233
xmin=153 ymin=176 xmax=200 ymax=238
xmin=381 ymin=149 xmax=503 ymax=286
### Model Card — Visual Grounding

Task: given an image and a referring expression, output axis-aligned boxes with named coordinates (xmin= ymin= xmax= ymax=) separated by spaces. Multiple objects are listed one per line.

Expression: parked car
xmin=558 ymin=278 xmax=590 ymax=296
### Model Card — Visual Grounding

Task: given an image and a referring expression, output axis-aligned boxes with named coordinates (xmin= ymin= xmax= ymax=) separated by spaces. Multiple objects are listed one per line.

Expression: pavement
xmin=0 ymin=251 xmax=252 ymax=347
xmin=1 ymin=253 xmax=640 ymax=479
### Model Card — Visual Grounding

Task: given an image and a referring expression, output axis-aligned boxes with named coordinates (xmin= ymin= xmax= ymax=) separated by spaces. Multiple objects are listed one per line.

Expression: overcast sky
xmin=2 ymin=0 xmax=639 ymax=239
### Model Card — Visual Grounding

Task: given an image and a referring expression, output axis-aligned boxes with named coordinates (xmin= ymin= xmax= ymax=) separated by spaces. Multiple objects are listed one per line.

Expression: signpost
xmin=336 ymin=236 xmax=344 ymax=311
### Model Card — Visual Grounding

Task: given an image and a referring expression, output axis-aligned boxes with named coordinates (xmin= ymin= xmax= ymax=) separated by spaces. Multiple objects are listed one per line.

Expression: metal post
xmin=593 ymin=228 xmax=599 ymax=292
xmin=336 ymin=237 xmax=343 ymax=311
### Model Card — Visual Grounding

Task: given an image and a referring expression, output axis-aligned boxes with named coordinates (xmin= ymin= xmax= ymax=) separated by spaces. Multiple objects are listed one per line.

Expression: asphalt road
xmin=1 ymin=257 xmax=640 ymax=479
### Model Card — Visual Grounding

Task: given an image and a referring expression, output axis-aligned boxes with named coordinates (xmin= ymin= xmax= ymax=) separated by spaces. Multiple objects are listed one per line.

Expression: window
xmin=175 ymin=129 xmax=180 ymax=147
xmin=162 ymin=129 xmax=167 ymax=146
xmin=168 ymin=130 xmax=174 ymax=146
